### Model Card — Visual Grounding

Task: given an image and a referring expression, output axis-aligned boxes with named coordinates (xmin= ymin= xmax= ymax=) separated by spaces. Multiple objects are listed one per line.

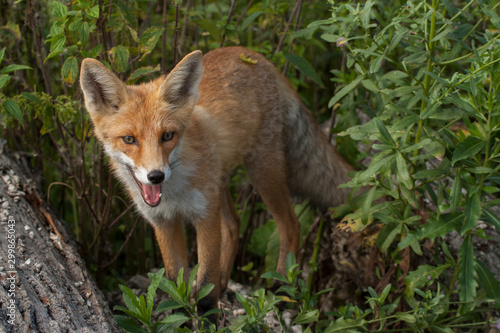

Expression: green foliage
xmin=314 ymin=0 xmax=500 ymax=328
xmin=1 ymin=0 xmax=499 ymax=331
xmin=115 ymin=265 xmax=219 ymax=332
xmin=116 ymin=253 xmax=499 ymax=332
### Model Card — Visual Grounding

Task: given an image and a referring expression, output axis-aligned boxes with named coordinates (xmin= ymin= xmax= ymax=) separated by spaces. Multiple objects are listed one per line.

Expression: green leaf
xmin=1 ymin=65 xmax=32 ymax=74
xmin=159 ymin=313 xmax=189 ymax=325
xmin=423 ymin=70 xmax=449 ymax=85
xmin=400 ymin=138 xmax=433 ymax=153
xmin=176 ymin=267 xmax=184 ymax=290
xmin=405 ymin=264 xmax=449 ymax=298
xmin=127 ymin=65 xmax=161 ymax=83
xmin=394 ymin=312 xmax=416 ymax=323
xmin=482 ymin=208 xmax=500 ymax=232
xmin=381 ymin=70 xmax=408 ymax=83
xmin=476 ymin=260 xmax=500 ymax=301
xmin=285 ymin=251 xmax=297 ymax=272
xmin=116 ymin=1 xmax=138 ymax=30
xmin=147 ymin=268 xmax=164 ymax=317
xmin=88 ymin=5 xmax=100 ymax=19
xmin=420 ymin=100 xmax=442 ymax=119
xmin=240 ymin=11 xmax=263 ymax=31
xmin=450 ymin=173 xmax=462 ymax=213
xmin=376 ymin=223 xmax=402 ymax=252
xmin=323 ymin=317 xmax=366 ymax=332
xmin=53 ymin=1 xmax=68 ymax=19
xmin=0 ymin=47 xmax=5 ymax=64
xmin=114 ymin=315 xmax=149 ymax=333
xmin=396 ymin=152 xmax=411 ymax=188
xmin=192 ymin=19 xmax=221 ymax=41
xmin=248 ymin=220 xmax=276 ymax=257
xmin=431 ymin=26 xmax=454 ymax=42
xmin=328 ymin=75 xmax=364 ymax=108
xmin=0 ymin=74 xmax=10 ymax=89
xmin=420 ymin=213 xmax=464 ymax=241
xmin=236 ymin=293 xmax=252 ymax=315
xmin=261 ymin=271 xmax=289 ymax=284
xmin=458 ymin=235 xmax=477 ymax=302
xmin=374 ymin=118 xmax=395 ymax=146
xmin=201 ymin=308 xmax=221 ymax=319
xmin=195 ymin=284 xmax=215 ymax=304
xmin=68 ymin=17 xmax=82 ymax=32
xmin=77 ymin=21 xmax=90 ymax=44
xmin=452 ymin=136 xmax=486 ymax=165
xmin=295 ymin=310 xmax=319 ymax=324
xmin=118 ymin=284 xmax=141 ymax=314
xmin=398 ymin=213 xmax=463 ymax=250
xmin=187 ymin=264 xmax=199 ymax=302
xmin=61 ymin=57 xmax=79 ymax=85
xmin=465 ymin=166 xmax=494 ymax=174
xmin=413 ymin=169 xmax=446 ymax=179
xmin=139 ymin=26 xmax=164 ymax=56
xmin=361 ymin=79 xmax=379 ymax=92
xmin=81 ymin=44 xmax=103 ymax=59
xmin=461 ymin=192 xmax=481 ymax=235
xmin=358 ymin=155 xmax=396 ymax=183
xmin=3 ymin=99 xmax=23 ymax=123
xmin=284 ymin=53 xmax=324 ymax=88
xmin=49 ymin=35 xmax=66 ymax=53
xmin=21 ymin=92 xmax=41 ymax=104
xmin=445 ymin=94 xmax=475 ymax=114
xmin=370 ymin=53 xmax=384 ymax=73
xmin=156 ymin=299 xmax=183 ymax=313
xmin=112 ymin=45 xmax=129 ymax=73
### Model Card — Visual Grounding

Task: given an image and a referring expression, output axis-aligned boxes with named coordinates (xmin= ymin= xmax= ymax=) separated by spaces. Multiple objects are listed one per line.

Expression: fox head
xmin=80 ymin=51 xmax=203 ymax=207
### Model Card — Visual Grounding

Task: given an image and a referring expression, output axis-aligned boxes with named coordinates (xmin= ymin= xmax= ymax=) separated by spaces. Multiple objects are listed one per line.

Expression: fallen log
xmin=0 ymin=149 xmax=120 ymax=332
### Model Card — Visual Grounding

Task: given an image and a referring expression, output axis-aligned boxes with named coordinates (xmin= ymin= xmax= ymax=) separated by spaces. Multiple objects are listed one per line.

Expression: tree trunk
xmin=0 ymin=149 xmax=121 ymax=332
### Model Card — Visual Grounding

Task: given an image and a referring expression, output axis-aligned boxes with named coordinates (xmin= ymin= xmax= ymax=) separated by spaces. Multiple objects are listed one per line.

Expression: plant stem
xmin=414 ymin=0 xmax=438 ymax=152
xmin=220 ymin=0 xmax=237 ymax=48
xmin=172 ymin=1 xmax=180 ymax=65
xmin=306 ymin=215 xmax=325 ymax=294
xmin=161 ymin=0 xmax=168 ymax=72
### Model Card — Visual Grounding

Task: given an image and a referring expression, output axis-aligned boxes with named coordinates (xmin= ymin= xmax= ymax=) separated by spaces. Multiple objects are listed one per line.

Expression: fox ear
xmin=160 ymin=50 xmax=203 ymax=109
xmin=80 ymin=58 xmax=127 ymax=115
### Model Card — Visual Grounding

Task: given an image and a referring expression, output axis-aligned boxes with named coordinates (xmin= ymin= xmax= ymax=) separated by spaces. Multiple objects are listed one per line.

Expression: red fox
xmin=80 ymin=46 xmax=353 ymax=320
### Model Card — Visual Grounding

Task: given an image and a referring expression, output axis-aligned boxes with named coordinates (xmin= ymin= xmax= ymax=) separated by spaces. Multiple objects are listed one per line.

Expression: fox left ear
xmin=80 ymin=58 xmax=127 ymax=115
xmin=160 ymin=50 xmax=203 ymax=109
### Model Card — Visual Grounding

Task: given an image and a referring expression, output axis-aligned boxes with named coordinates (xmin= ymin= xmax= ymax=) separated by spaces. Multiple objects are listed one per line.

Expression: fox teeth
xmin=159 ymin=193 xmax=162 ymax=198
xmin=145 ymin=194 xmax=149 ymax=200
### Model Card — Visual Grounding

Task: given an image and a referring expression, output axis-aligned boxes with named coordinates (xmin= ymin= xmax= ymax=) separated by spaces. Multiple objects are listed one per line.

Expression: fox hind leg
xmin=244 ymin=149 xmax=300 ymax=276
xmin=220 ymin=187 xmax=241 ymax=292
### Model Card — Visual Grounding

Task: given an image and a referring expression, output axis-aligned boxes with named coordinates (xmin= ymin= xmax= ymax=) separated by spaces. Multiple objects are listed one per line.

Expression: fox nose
xmin=147 ymin=170 xmax=165 ymax=184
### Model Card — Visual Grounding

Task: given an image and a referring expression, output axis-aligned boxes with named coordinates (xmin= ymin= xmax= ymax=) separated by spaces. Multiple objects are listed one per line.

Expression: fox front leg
xmin=154 ymin=220 xmax=189 ymax=282
xmin=194 ymin=214 xmax=221 ymax=324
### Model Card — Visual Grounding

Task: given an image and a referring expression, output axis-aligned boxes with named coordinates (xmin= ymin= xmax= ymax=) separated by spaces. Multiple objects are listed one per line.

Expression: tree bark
xmin=0 ymin=149 xmax=120 ymax=332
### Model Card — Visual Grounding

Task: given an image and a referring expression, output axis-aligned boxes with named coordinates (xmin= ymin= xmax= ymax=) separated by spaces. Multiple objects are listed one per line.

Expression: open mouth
xmin=127 ymin=167 xmax=162 ymax=207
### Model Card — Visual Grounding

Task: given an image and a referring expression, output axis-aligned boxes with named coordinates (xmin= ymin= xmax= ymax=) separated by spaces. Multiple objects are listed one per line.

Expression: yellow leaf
xmin=277 ymin=295 xmax=297 ymax=303
xmin=240 ymin=53 xmax=258 ymax=65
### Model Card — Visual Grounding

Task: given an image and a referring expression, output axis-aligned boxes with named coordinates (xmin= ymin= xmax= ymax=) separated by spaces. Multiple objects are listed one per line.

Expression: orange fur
xmin=80 ymin=47 xmax=353 ymax=321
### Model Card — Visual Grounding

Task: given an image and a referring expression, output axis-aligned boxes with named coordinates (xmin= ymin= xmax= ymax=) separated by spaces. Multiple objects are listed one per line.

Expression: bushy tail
xmin=278 ymin=80 xmax=354 ymax=211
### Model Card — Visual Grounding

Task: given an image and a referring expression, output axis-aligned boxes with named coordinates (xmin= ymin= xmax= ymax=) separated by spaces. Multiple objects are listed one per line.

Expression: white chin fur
xmin=104 ymin=141 xmax=207 ymax=224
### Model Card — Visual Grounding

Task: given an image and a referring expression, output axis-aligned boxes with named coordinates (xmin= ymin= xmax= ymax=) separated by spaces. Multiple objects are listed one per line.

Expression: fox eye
xmin=162 ymin=132 xmax=174 ymax=142
xmin=122 ymin=136 xmax=137 ymax=144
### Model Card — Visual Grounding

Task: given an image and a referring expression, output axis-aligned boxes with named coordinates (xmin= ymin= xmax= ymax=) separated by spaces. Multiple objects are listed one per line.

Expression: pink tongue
xmin=140 ymin=184 xmax=161 ymax=206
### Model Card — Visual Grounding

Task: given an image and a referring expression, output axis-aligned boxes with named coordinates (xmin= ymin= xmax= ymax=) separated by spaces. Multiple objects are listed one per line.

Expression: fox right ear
xmin=160 ymin=50 xmax=203 ymax=110
xmin=80 ymin=59 xmax=127 ymax=115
